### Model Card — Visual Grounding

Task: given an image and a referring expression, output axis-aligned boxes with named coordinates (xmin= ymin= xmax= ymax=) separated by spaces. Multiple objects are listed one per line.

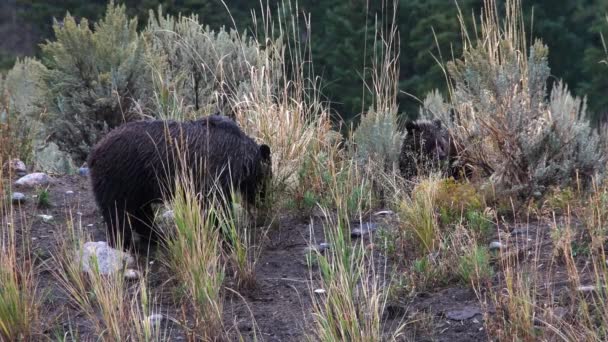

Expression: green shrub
xmin=40 ymin=1 xmax=151 ymax=163
xmin=36 ymin=187 xmax=51 ymax=209
xmin=429 ymin=0 xmax=606 ymax=197
xmin=353 ymin=109 xmax=403 ymax=172
xmin=144 ymin=5 xmax=277 ymax=120
xmin=0 ymin=57 xmax=46 ymax=164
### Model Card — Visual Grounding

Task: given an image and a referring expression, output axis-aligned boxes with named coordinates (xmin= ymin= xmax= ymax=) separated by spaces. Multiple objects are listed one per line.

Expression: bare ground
xmin=7 ymin=173 xmax=569 ymax=341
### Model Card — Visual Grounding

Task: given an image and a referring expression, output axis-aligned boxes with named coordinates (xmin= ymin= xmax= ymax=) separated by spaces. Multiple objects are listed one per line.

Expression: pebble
xmin=489 ymin=241 xmax=503 ymax=250
xmin=446 ymin=306 xmax=482 ymax=321
xmin=38 ymin=214 xmax=53 ymax=223
xmin=314 ymin=288 xmax=326 ymax=294
xmin=11 ymin=192 xmax=26 ymax=204
xmin=15 ymin=173 xmax=52 ymax=188
xmin=124 ymin=269 xmax=141 ymax=280
xmin=351 ymin=222 xmax=378 ymax=238
xmin=147 ymin=313 xmax=164 ymax=326
xmin=65 ymin=190 xmax=74 ymax=195
xmin=318 ymin=242 xmax=331 ymax=251
xmin=3 ymin=159 xmax=27 ymax=176
xmin=162 ymin=210 xmax=174 ymax=220
xmin=373 ymin=210 xmax=394 ymax=217
xmin=78 ymin=167 xmax=89 ymax=176
xmin=577 ymin=285 xmax=596 ymax=293
xmin=306 ymin=242 xmax=331 ymax=254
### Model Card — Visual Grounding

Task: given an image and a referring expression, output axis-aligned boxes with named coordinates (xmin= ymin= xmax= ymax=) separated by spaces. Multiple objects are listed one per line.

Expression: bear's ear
xmin=405 ymin=120 xmax=418 ymax=133
xmin=260 ymin=144 xmax=271 ymax=160
xmin=433 ymin=119 xmax=442 ymax=129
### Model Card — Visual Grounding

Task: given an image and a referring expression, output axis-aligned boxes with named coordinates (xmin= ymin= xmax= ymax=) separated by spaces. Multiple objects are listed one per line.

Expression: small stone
xmin=38 ymin=214 xmax=53 ymax=222
xmin=373 ymin=210 xmax=394 ymax=217
xmin=78 ymin=167 xmax=89 ymax=176
xmin=162 ymin=210 xmax=174 ymax=221
xmin=3 ymin=159 xmax=27 ymax=176
xmin=319 ymin=242 xmax=331 ymax=252
xmin=489 ymin=241 xmax=503 ymax=250
xmin=87 ymin=224 xmax=94 ymax=227
xmin=351 ymin=222 xmax=378 ymax=238
xmin=65 ymin=190 xmax=74 ymax=195
xmin=314 ymin=288 xmax=326 ymax=294
xmin=15 ymin=173 xmax=52 ymax=188
xmin=12 ymin=192 xmax=26 ymax=204
xmin=147 ymin=313 xmax=163 ymax=326
xmin=446 ymin=306 xmax=482 ymax=321
xmin=306 ymin=242 xmax=331 ymax=254
xmin=577 ymin=285 xmax=596 ymax=293
xmin=510 ymin=228 xmax=528 ymax=236
xmin=78 ymin=241 xmax=135 ymax=276
xmin=124 ymin=269 xmax=140 ymax=280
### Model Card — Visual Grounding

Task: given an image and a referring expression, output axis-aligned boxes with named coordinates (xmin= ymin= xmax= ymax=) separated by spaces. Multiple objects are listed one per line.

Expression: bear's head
xmin=240 ymin=143 xmax=273 ymax=210
xmin=257 ymin=144 xmax=272 ymax=203
xmin=404 ymin=119 xmax=450 ymax=162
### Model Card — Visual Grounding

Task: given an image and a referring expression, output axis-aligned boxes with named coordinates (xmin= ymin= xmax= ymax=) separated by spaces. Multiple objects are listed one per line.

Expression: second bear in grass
xmin=399 ymin=119 xmax=451 ymax=180
xmin=87 ymin=114 xmax=272 ymax=251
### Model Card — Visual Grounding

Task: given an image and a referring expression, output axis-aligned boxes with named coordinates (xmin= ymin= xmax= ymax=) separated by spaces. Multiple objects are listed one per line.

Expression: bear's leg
xmin=102 ymin=201 xmax=135 ymax=250
xmin=129 ymin=204 xmax=159 ymax=248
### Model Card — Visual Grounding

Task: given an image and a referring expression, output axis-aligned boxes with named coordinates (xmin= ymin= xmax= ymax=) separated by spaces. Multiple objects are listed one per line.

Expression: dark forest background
xmin=2 ymin=0 xmax=607 ymax=125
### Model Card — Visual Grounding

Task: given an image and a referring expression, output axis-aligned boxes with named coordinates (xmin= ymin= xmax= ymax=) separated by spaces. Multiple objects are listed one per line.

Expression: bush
xmin=40 ymin=1 xmax=151 ymax=163
xmin=353 ymin=109 xmax=403 ymax=172
xmin=0 ymin=57 xmax=47 ymax=164
xmin=430 ymin=0 xmax=606 ymax=198
xmin=144 ymin=6 xmax=273 ymax=120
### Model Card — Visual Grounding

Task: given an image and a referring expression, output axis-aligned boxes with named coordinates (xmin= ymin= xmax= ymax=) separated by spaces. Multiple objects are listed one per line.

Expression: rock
xmin=446 ymin=306 xmax=482 ymax=321
xmin=78 ymin=241 xmax=135 ymax=276
xmin=162 ymin=210 xmax=174 ymax=221
xmin=318 ymin=242 xmax=331 ymax=252
xmin=147 ymin=313 xmax=164 ymax=326
xmin=78 ymin=167 xmax=89 ymax=177
xmin=510 ymin=228 xmax=528 ymax=236
xmin=33 ymin=142 xmax=76 ymax=175
xmin=3 ymin=159 xmax=27 ymax=176
xmin=305 ymin=242 xmax=331 ymax=254
xmin=124 ymin=269 xmax=141 ymax=280
xmin=351 ymin=222 xmax=378 ymax=238
xmin=314 ymin=288 xmax=326 ymax=295
xmin=15 ymin=172 xmax=52 ymax=188
xmin=489 ymin=241 xmax=503 ymax=251
xmin=38 ymin=214 xmax=53 ymax=223
xmin=577 ymin=285 xmax=596 ymax=293
xmin=373 ymin=210 xmax=395 ymax=217
xmin=11 ymin=192 xmax=26 ymax=204
xmin=65 ymin=190 xmax=74 ymax=195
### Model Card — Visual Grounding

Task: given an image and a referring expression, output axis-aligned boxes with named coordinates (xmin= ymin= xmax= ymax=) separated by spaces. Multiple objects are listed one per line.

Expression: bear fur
xmin=87 ymin=114 xmax=272 ymax=250
xmin=398 ymin=119 xmax=451 ymax=180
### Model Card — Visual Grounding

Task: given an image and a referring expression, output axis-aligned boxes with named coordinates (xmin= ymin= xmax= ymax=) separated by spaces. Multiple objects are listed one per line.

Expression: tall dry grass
xmin=0 ymin=161 xmax=41 ymax=341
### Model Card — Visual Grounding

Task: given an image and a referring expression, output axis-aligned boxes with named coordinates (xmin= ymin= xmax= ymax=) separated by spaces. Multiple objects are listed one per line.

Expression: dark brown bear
xmin=398 ymin=119 xmax=451 ymax=180
xmin=87 ymin=114 xmax=272 ymax=250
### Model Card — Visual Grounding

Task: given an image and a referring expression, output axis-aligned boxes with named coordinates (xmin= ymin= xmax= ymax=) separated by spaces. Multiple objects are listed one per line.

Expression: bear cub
xmin=398 ymin=119 xmax=451 ymax=180
xmin=87 ymin=114 xmax=272 ymax=251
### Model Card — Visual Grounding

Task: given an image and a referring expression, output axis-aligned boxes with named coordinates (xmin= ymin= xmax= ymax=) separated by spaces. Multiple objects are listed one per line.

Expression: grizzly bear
xmin=398 ymin=119 xmax=451 ymax=180
xmin=87 ymin=114 xmax=272 ymax=250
